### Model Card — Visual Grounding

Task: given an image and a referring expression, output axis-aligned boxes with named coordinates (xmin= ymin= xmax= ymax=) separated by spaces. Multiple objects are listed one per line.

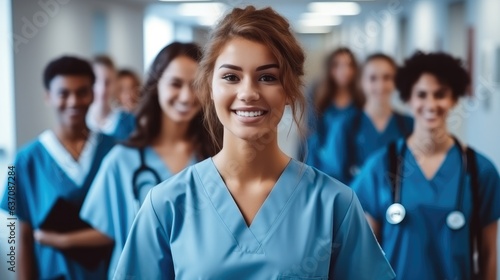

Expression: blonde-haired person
xmin=114 ymin=6 xmax=395 ymax=280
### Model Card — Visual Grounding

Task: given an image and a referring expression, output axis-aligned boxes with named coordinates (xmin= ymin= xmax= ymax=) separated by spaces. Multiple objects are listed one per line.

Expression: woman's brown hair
xmin=126 ymin=42 xmax=216 ymax=159
xmin=195 ymin=6 xmax=306 ymax=152
xmin=314 ymin=47 xmax=364 ymax=115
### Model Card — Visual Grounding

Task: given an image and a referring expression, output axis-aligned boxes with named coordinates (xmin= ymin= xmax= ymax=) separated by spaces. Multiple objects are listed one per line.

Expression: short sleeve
xmin=329 ymin=191 xmax=395 ymax=279
xmin=475 ymin=153 xmax=500 ymax=227
xmin=351 ymin=153 xmax=386 ymax=222
xmin=0 ymin=154 xmax=32 ymax=224
xmin=113 ymin=188 xmax=174 ymax=280
xmin=80 ymin=150 xmax=122 ymax=239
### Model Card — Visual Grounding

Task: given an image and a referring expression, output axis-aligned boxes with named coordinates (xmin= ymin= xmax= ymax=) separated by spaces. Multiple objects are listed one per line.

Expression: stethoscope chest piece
xmin=386 ymin=203 xmax=406 ymax=224
xmin=446 ymin=211 xmax=466 ymax=230
xmin=349 ymin=165 xmax=360 ymax=177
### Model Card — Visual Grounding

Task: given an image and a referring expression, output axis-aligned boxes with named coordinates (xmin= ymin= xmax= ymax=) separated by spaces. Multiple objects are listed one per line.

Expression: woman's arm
xmin=19 ymin=222 xmax=37 ymax=280
xmin=33 ymin=228 xmax=113 ymax=250
xmin=481 ymin=221 xmax=498 ymax=280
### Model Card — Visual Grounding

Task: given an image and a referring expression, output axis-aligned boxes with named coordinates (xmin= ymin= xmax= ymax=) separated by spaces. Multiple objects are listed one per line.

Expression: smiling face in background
xmin=157 ymin=55 xmax=201 ymax=124
xmin=118 ymin=75 xmax=140 ymax=112
xmin=361 ymin=59 xmax=396 ymax=104
xmin=408 ymin=73 xmax=457 ymax=131
xmin=46 ymin=75 xmax=94 ymax=129
xmin=211 ymin=37 xmax=287 ymax=142
xmin=93 ymin=64 xmax=117 ymax=103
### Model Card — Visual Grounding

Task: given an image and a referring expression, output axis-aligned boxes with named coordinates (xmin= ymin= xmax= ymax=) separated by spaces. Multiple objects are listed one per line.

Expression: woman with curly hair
xmin=352 ymin=52 xmax=499 ymax=279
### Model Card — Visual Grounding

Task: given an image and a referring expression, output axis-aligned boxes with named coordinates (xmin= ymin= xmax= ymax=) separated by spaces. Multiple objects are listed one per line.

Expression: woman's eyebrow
xmin=256 ymin=64 xmax=279 ymax=71
xmin=219 ymin=64 xmax=242 ymax=71
xmin=218 ymin=63 xmax=279 ymax=71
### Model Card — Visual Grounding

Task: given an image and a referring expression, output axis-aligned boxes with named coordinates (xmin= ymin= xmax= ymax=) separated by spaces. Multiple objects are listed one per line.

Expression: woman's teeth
xmin=235 ymin=110 xmax=265 ymax=117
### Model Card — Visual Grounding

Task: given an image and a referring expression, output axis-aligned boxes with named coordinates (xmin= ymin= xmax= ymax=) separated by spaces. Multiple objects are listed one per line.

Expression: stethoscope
xmin=131 ymin=148 xmax=162 ymax=204
xmin=386 ymin=137 xmax=468 ymax=230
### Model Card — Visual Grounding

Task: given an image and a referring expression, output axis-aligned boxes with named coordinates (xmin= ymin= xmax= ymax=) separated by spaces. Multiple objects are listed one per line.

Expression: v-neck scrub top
xmin=113 ymin=158 xmax=395 ymax=279
xmin=0 ymin=130 xmax=115 ymax=280
xmin=352 ymin=140 xmax=500 ymax=280
xmin=80 ymin=145 xmax=197 ymax=279
xmin=305 ymin=103 xmax=357 ymax=174
xmin=330 ymin=111 xmax=413 ymax=184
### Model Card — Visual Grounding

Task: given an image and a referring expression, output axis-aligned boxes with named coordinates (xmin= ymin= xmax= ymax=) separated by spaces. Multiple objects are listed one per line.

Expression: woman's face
xmin=408 ymin=73 xmax=456 ymax=131
xmin=211 ymin=37 xmax=287 ymax=142
xmin=93 ymin=64 xmax=116 ymax=102
xmin=361 ymin=59 xmax=396 ymax=104
xmin=118 ymin=76 xmax=140 ymax=112
xmin=330 ymin=53 xmax=355 ymax=88
xmin=157 ymin=56 xmax=201 ymax=124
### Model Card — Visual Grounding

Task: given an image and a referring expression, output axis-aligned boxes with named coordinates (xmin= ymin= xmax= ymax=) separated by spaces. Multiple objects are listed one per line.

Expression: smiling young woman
xmin=352 ymin=52 xmax=500 ymax=280
xmin=113 ymin=6 xmax=395 ymax=280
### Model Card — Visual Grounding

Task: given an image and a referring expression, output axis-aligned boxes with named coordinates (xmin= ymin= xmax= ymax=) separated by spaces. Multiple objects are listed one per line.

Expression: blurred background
xmin=0 ymin=0 xmax=499 ymax=278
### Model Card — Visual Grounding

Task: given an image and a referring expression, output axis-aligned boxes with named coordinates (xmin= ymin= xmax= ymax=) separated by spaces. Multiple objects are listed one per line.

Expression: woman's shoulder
xmin=470 ymin=148 xmax=500 ymax=178
xmin=104 ymin=144 xmax=140 ymax=161
xmin=149 ymin=159 xmax=210 ymax=203
xmin=303 ymin=161 xmax=355 ymax=202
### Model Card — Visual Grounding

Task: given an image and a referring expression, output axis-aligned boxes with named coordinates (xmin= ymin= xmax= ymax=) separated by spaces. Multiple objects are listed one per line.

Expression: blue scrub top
xmin=114 ymin=158 xmax=395 ymax=280
xmin=0 ymin=132 xmax=115 ymax=280
xmin=330 ymin=110 xmax=413 ymax=184
xmin=305 ymin=103 xmax=357 ymax=172
xmin=80 ymin=145 xmax=197 ymax=279
xmin=352 ymin=139 xmax=500 ymax=280
xmin=111 ymin=110 xmax=136 ymax=141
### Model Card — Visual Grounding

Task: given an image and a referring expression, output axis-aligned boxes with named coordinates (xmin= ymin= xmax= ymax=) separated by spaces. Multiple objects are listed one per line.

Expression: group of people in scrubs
xmin=1 ymin=4 xmax=499 ymax=280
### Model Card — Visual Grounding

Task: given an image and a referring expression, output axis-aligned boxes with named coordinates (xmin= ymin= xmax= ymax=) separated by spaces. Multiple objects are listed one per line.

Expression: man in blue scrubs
xmin=0 ymin=56 xmax=114 ymax=279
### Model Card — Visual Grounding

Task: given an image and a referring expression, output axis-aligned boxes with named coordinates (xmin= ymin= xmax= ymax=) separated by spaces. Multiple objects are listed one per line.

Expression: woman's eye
xmin=435 ymin=90 xmax=447 ymax=99
xmin=259 ymin=75 xmax=277 ymax=82
xmin=222 ymin=74 xmax=239 ymax=82
xmin=171 ymin=83 xmax=182 ymax=88
xmin=417 ymin=91 xmax=426 ymax=99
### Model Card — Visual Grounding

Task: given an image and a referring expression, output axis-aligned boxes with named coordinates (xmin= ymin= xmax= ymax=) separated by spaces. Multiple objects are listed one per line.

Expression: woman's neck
xmin=364 ymin=100 xmax=392 ymax=118
xmin=333 ymin=88 xmax=352 ymax=108
xmin=407 ymin=125 xmax=453 ymax=156
xmin=153 ymin=114 xmax=191 ymax=147
xmin=214 ymin=131 xmax=290 ymax=184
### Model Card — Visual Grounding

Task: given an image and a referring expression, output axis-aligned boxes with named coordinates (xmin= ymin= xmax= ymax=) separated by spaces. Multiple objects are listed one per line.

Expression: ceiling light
xmin=295 ymin=26 xmax=332 ymax=34
xmin=299 ymin=17 xmax=341 ymax=26
xmin=308 ymin=2 xmax=361 ymax=16
xmin=300 ymin=13 xmax=341 ymax=21
xmin=178 ymin=2 xmax=227 ymax=17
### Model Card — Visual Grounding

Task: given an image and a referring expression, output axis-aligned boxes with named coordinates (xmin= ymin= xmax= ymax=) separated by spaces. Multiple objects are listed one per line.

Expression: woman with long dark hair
xmin=33 ymin=42 xmax=216 ymax=279
xmin=305 ymin=47 xmax=364 ymax=172
xmin=330 ymin=53 xmax=413 ymax=184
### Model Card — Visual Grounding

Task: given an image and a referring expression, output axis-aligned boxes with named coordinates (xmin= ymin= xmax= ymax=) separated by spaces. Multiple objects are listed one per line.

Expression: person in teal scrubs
xmin=352 ymin=52 xmax=500 ymax=280
xmin=305 ymin=47 xmax=363 ymax=170
xmin=87 ymin=55 xmax=136 ymax=141
xmin=0 ymin=56 xmax=115 ymax=279
xmin=114 ymin=6 xmax=395 ymax=280
xmin=331 ymin=54 xmax=413 ymax=184
xmin=34 ymin=42 xmax=215 ymax=279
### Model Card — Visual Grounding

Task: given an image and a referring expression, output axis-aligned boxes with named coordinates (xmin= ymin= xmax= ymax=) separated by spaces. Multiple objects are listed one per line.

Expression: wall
xmin=0 ymin=1 xmax=15 ymax=278
xmin=466 ymin=0 xmax=500 ymax=171
xmin=12 ymin=0 xmax=145 ymax=148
